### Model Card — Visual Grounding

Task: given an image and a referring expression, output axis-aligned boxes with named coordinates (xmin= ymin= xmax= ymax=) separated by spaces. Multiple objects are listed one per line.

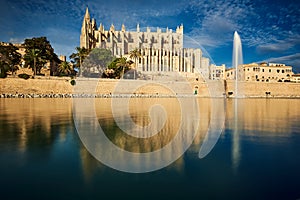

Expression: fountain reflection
xmin=232 ymin=31 xmax=243 ymax=170
xmin=226 ymin=98 xmax=300 ymax=171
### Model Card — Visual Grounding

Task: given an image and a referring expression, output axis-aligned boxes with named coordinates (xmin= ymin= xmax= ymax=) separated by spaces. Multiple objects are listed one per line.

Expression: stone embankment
xmin=0 ymin=93 xmax=190 ymax=98
xmin=1 ymin=77 xmax=300 ymax=98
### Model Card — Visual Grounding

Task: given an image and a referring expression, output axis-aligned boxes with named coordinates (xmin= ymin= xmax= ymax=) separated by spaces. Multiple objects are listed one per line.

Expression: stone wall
xmin=0 ymin=77 xmax=73 ymax=94
xmin=226 ymin=80 xmax=300 ymax=97
xmin=1 ymin=78 xmax=300 ymax=98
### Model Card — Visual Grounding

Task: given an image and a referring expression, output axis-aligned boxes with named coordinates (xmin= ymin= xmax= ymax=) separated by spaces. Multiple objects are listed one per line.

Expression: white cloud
xmin=187 ymin=0 xmax=256 ymax=48
xmin=87 ymin=0 xmax=188 ymax=29
xmin=186 ymin=0 xmax=300 ymax=54
xmin=9 ymin=38 xmax=24 ymax=44
xmin=256 ymin=34 xmax=300 ymax=54
xmin=256 ymin=53 xmax=300 ymax=72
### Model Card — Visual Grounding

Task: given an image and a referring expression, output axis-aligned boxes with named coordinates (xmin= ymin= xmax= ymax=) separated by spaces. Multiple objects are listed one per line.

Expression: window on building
xmin=269 ymin=69 xmax=271 ymax=72
xmin=262 ymin=69 xmax=264 ymax=72
xmin=282 ymin=70 xmax=285 ymax=73
xmin=277 ymin=70 xmax=280 ymax=73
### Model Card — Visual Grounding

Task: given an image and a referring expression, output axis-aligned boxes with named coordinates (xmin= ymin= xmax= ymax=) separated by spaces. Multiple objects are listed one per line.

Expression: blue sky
xmin=0 ymin=0 xmax=299 ymax=72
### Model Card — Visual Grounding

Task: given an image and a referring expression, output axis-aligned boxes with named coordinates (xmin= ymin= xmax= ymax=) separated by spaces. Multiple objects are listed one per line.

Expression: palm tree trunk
xmin=79 ymin=57 xmax=82 ymax=77
xmin=134 ymin=58 xmax=136 ymax=79
xmin=34 ymin=57 xmax=36 ymax=77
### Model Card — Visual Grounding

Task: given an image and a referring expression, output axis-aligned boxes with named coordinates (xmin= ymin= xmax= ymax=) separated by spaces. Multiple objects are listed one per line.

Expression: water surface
xmin=0 ymin=98 xmax=299 ymax=199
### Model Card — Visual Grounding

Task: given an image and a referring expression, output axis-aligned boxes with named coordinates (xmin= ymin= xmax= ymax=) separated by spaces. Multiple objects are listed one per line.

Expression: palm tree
xmin=69 ymin=47 xmax=89 ymax=77
xmin=24 ymin=49 xmax=41 ymax=77
xmin=129 ymin=48 xmax=141 ymax=79
xmin=116 ymin=57 xmax=132 ymax=79
xmin=58 ymin=61 xmax=73 ymax=76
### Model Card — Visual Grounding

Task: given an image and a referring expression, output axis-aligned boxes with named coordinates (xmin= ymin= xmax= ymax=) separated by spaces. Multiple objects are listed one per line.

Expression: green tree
xmin=58 ymin=61 xmax=73 ymax=76
xmin=0 ymin=43 xmax=21 ymax=77
xmin=69 ymin=47 xmax=90 ymax=76
xmin=104 ymin=57 xmax=133 ymax=79
xmin=129 ymin=48 xmax=141 ymax=79
xmin=116 ymin=57 xmax=132 ymax=79
xmin=0 ymin=55 xmax=9 ymax=78
xmin=81 ymin=48 xmax=114 ymax=77
xmin=23 ymin=37 xmax=59 ymax=75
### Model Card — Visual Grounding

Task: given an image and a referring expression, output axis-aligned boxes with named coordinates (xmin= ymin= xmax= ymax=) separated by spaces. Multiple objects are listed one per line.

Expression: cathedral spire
xmin=84 ymin=7 xmax=90 ymax=20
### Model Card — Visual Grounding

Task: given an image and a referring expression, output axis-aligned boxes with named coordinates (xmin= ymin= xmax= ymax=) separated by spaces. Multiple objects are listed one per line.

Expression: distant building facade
xmin=209 ymin=64 xmax=226 ymax=80
xmin=291 ymin=74 xmax=300 ymax=83
xmin=226 ymin=62 xmax=294 ymax=82
xmin=80 ymin=8 xmax=209 ymax=76
xmin=59 ymin=55 xmax=66 ymax=62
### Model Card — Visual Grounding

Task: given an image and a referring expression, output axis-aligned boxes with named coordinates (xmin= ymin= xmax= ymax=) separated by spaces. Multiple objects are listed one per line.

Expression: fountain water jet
xmin=232 ymin=31 xmax=243 ymax=171
xmin=232 ymin=31 xmax=243 ymax=98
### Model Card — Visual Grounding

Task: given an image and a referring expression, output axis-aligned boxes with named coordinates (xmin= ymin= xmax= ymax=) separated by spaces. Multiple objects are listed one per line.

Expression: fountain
xmin=232 ymin=31 xmax=243 ymax=98
xmin=232 ymin=31 xmax=243 ymax=171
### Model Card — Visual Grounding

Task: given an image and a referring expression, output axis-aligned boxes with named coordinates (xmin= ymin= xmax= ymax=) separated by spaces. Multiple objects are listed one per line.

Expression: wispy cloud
xmin=88 ymin=0 xmax=188 ymax=29
xmin=9 ymin=38 xmax=24 ymax=44
xmin=187 ymin=0 xmax=256 ymax=48
xmin=1 ymin=0 xmax=299 ymax=67
xmin=256 ymin=34 xmax=300 ymax=54
xmin=186 ymin=0 xmax=300 ymax=52
xmin=256 ymin=53 xmax=300 ymax=72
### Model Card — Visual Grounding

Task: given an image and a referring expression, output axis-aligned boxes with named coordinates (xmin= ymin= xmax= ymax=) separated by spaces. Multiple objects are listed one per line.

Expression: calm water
xmin=0 ymin=98 xmax=300 ymax=199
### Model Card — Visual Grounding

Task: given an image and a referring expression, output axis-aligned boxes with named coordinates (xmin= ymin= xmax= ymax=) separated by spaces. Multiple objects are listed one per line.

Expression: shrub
xmin=70 ymin=79 xmax=76 ymax=86
xmin=18 ymin=73 xmax=30 ymax=80
xmin=0 ymin=72 xmax=7 ymax=78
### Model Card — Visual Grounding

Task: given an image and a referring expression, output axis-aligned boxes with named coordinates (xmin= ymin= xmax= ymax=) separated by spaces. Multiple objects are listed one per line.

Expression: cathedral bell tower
xmin=80 ymin=7 xmax=97 ymax=49
xmin=80 ymin=7 xmax=90 ymax=48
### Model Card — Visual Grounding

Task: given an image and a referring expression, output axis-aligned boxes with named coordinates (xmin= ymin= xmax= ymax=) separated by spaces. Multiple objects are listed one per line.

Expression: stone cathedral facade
xmin=80 ymin=8 xmax=205 ymax=75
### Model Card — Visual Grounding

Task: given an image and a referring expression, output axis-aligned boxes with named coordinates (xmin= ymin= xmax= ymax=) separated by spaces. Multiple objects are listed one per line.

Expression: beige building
xmin=291 ymin=74 xmax=300 ymax=83
xmin=80 ymin=8 xmax=209 ymax=76
xmin=225 ymin=68 xmax=235 ymax=80
xmin=225 ymin=62 xmax=294 ymax=82
xmin=59 ymin=55 xmax=66 ymax=62
xmin=210 ymin=64 xmax=226 ymax=80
